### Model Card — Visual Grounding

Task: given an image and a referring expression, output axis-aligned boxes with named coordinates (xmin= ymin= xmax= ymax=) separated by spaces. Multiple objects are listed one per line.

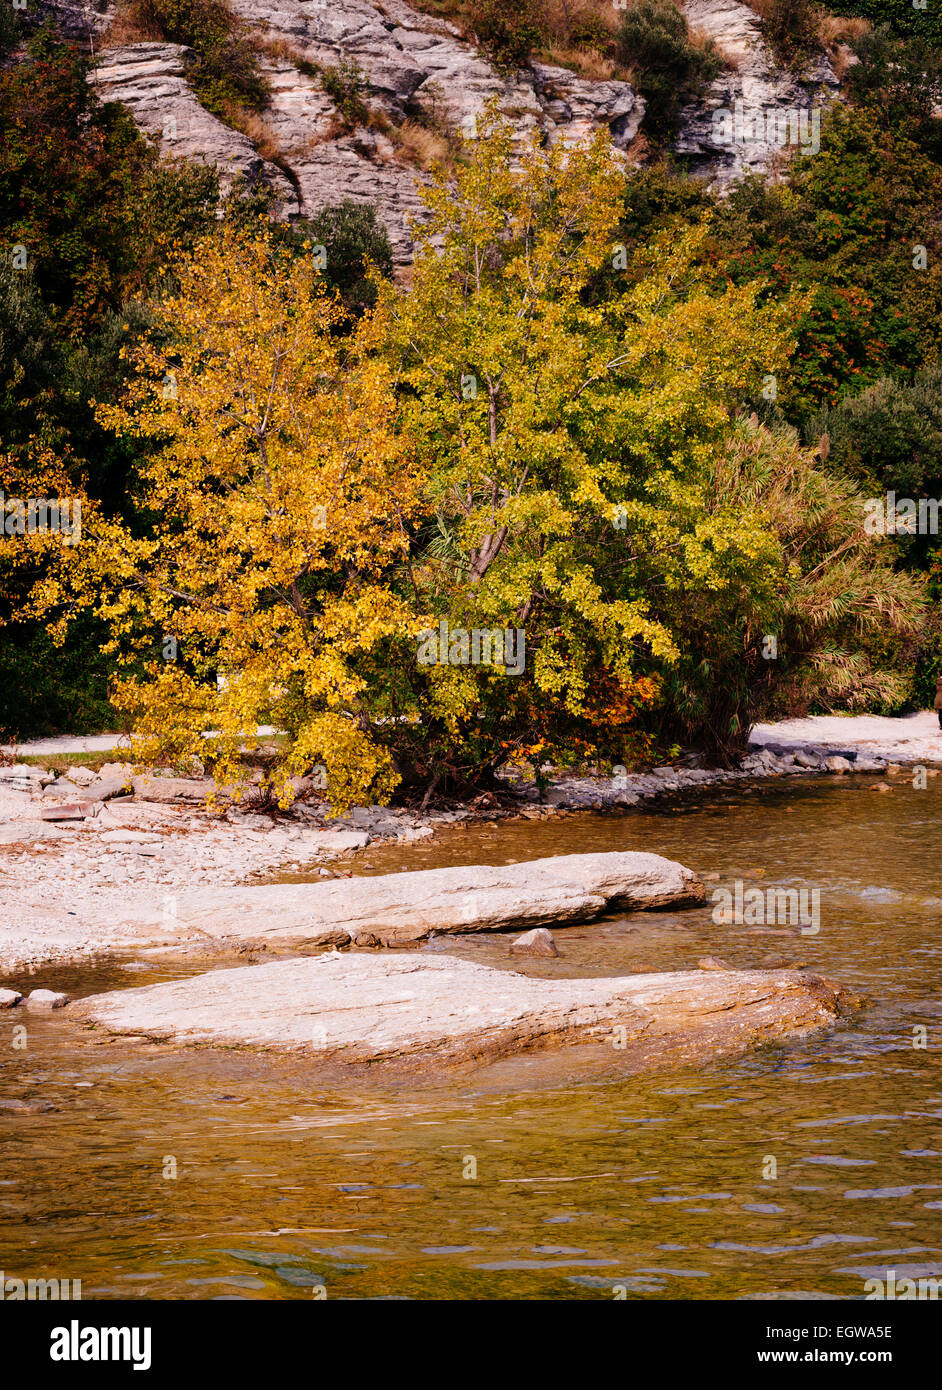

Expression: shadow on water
xmin=2 ymin=776 xmax=941 ymax=1299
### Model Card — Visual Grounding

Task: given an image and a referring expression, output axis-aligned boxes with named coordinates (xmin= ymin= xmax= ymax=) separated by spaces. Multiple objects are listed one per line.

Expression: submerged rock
xmin=70 ymin=954 xmax=849 ymax=1069
xmin=509 ymin=927 xmax=559 ymax=958
xmin=25 ymin=989 xmax=70 ymax=1011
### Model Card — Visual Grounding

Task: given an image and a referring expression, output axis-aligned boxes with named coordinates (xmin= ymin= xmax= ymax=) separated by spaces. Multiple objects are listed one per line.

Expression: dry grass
xmin=392 ymin=119 xmax=454 ymax=168
xmin=545 ymin=44 xmax=619 ymax=81
xmin=815 ymin=10 xmax=871 ymax=79
xmin=223 ymin=109 xmax=284 ymax=162
xmin=251 ymin=35 xmax=304 ymax=63
xmin=104 ymin=4 xmax=163 ymax=45
xmin=816 ymin=12 xmax=871 ymax=47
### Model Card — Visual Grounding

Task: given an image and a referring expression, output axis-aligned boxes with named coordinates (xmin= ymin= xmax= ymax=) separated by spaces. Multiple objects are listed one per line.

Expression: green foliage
xmin=615 ymin=0 xmax=722 ymax=142
xmin=0 ymin=619 xmax=120 ymax=742
xmin=645 ymin=420 xmax=925 ymax=747
xmin=810 ymin=366 xmax=942 ymax=500
xmin=125 ymin=0 xmax=269 ymax=116
xmin=471 ymin=0 xmax=545 ymax=71
xmin=0 ymin=30 xmax=223 ymax=338
xmin=845 ymin=23 xmax=942 ymax=156
xmin=756 ymin=0 xmax=819 ymax=68
xmin=833 ymin=0 xmax=942 ymax=40
xmin=808 ymin=366 xmax=942 ymax=579
xmin=707 ymin=104 xmax=942 ymax=414
xmin=296 ymin=201 xmax=394 ymax=318
xmin=316 ymin=59 xmax=369 ymax=128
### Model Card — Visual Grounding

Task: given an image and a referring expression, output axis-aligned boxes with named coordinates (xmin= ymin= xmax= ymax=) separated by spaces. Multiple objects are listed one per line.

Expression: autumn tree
xmin=371 ymin=109 xmax=803 ymax=791
xmin=7 ymin=227 xmax=422 ymax=808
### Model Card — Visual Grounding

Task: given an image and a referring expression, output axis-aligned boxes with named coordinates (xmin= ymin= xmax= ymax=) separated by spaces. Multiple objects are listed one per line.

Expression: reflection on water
xmin=2 ymin=776 xmax=941 ymax=1299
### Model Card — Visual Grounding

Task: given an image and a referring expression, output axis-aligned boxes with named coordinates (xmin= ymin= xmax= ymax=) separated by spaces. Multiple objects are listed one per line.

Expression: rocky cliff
xmin=46 ymin=0 xmax=841 ymax=266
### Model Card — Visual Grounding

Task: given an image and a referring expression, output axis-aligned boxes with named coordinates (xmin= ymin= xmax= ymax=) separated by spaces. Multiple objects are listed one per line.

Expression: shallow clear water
xmin=2 ymin=775 xmax=941 ymax=1300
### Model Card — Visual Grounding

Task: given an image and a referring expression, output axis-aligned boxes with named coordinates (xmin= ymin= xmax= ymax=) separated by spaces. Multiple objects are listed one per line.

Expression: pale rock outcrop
xmin=151 ymin=849 xmax=705 ymax=948
xmin=92 ymin=43 xmax=300 ymax=212
xmin=80 ymin=0 xmax=643 ymax=265
xmin=59 ymin=0 xmax=839 ymax=260
xmin=677 ymin=0 xmax=839 ymax=184
xmin=70 ymin=952 xmax=848 ymax=1067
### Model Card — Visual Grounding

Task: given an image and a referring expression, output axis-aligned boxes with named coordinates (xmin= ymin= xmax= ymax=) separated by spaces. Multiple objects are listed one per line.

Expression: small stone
xmin=0 ymin=1098 xmax=55 ymax=1114
xmin=39 ymin=803 xmax=93 ymax=821
xmin=0 ymin=988 xmax=23 ymax=1008
xmin=43 ymin=778 xmax=88 ymax=798
xmin=85 ymin=775 xmax=134 ymax=802
xmin=25 ymin=989 xmax=69 ymax=1011
xmin=794 ymin=751 xmax=822 ymax=769
xmin=509 ymin=927 xmax=559 ymax=958
xmin=824 ymin=755 xmax=852 ymax=774
xmin=65 ymin=765 xmax=97 ymax=787
xmin=97 ymin=762 xmax=134 ymax=779
xmin=869 ymin=782 xmax=893 ymax=793
xmin=701 ymin=871 xmax=721 ymax=882
xmin=697 ymin=956 xmax=732 ymax=971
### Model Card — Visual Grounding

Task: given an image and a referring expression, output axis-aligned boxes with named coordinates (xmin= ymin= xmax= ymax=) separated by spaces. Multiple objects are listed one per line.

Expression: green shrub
xmin=317 ymin=59 xmax=369 ymax=128
xmin=809 ymin=367 xmax=942 ymax=500
xmin=756 ymin=0 xmax=819 ymax=68
xmin=472 ymin=0 xmax=546 ymax=71
xmin=126 ymin=0 xmax=269 ymax=116
xmin=616 ymin=0 xmax=722 ymax=142
xmin=296 ymin=200 xmax=394 ymax=318
xmin=846 ymin=24 xmax=942 ymax=156
xmin=832 ymin=0 xmax=942 ymax=40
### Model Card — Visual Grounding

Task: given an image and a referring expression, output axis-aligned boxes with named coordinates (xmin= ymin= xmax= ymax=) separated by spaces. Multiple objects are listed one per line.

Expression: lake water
xmin=2 ymin=775 xmax=940 ymax=1300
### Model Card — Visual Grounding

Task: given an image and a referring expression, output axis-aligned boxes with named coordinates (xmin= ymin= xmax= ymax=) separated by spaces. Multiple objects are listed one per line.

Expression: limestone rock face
xmin=676 ymin=0 xmax=839 ymax=184
xmin=62 ymin=0 xmax=839 ymax=258
xmin=70 ymin=953 xmax=848 ymax=1068
xmin=78 ymin=0 xmax=643 ymax=266
xmin=92 ymin=43 xmax=299 ymax=213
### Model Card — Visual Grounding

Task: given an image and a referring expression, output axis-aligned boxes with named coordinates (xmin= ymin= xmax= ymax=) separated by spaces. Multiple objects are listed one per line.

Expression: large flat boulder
xmin=69 ymin=954 xmax=847 ymax=1068
xmin=165 ymin=850 xmax=705 ymax=948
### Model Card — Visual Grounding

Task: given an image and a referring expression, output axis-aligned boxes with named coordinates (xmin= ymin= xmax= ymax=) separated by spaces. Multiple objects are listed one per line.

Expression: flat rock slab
xmin=70 ymin=954 xmax=846 ymax=1068
xmin=167 ymin=850 xmax=705 ymax=948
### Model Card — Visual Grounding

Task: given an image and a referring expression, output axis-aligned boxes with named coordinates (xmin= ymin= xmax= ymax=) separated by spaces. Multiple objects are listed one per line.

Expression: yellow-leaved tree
xmin=367 ymin=106 xmax=806 ymax=794
xmin=9 ymin=225 xmax=422 ymax=808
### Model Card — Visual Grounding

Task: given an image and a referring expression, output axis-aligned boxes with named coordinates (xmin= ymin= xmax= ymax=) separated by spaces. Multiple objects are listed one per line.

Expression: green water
xmin=2 ymin=775 xmax=940 ymax=1300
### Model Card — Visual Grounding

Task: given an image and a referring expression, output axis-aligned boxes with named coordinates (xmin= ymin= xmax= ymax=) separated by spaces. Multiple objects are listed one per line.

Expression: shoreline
xmin=1 ymin=712 xmax=940 ymax=974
